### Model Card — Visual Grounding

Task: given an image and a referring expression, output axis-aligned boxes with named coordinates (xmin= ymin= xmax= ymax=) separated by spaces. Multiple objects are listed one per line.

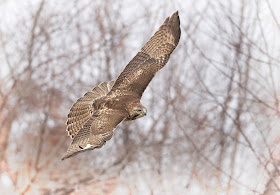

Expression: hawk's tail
xmin=66 ymin=80 xmax=115 ymax=138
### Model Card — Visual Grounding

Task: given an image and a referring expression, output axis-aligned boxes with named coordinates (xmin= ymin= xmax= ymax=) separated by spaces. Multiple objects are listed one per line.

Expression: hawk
xmin=62 ymin=11 xmax=181 ymax=160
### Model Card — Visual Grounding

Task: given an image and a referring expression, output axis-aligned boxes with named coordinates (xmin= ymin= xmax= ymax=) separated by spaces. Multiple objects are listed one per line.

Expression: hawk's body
xmin=62 ymin=11 xmax=181 ymax=160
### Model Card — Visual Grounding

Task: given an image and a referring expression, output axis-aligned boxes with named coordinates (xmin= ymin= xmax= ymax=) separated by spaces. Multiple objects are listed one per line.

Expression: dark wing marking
xmin=66 ymin=80 xmax=115 ymax=138
xmin=110 ymin=11 xmax=180 ymax=97
xmin=62 ymin=112 xmax=125 ymax=160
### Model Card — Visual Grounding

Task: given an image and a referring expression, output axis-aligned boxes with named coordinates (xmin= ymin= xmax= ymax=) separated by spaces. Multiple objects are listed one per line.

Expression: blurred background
xmin=0 ymin=0 xmax=280 ymax=194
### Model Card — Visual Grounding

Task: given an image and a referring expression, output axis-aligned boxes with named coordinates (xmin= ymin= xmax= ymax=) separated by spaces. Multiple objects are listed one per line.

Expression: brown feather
xmin=62 ymin=112 xmax=125 ymax=160
xmin=111 ymin=11 xmax=180 ymax=97
xmin=66 ymin=81 xmax=115 ymax=138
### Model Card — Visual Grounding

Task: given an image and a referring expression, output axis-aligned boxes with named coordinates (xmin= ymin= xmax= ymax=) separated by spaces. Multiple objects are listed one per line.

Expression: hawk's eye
xmin=136 ymin=109 xmax=142 ymax=112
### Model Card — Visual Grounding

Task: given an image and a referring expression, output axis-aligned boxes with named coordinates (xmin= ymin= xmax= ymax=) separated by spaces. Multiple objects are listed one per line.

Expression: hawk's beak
xmin=143 ymin=108 xmax=147 ymax=116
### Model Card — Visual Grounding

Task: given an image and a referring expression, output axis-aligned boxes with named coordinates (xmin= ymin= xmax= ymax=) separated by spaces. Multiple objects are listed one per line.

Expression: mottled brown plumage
xmin=62 ymin=11 xmax=181 ymax=160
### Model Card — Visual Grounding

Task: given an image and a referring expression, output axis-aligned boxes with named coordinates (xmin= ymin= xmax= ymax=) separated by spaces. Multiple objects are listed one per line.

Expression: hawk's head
xmin=126 ymin=104 xmax=147 ymax=121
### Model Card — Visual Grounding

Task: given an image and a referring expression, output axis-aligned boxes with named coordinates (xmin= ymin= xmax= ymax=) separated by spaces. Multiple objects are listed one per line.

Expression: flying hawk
xmin=62 ymin=11 xmax=181 ymax=160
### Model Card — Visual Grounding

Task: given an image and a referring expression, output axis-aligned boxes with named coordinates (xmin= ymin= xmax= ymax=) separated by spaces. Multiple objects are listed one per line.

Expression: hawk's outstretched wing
xmin=62 ymin=112 xmax=125 ymax=160
xmin=66 ymin=81 xmax=115 ymax=139
xmin=111 ymin=11 xmax=180 ymax=97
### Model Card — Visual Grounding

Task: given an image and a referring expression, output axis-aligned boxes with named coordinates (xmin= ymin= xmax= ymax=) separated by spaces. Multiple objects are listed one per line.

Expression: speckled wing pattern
xmin=111 ymin=11 xmax=181 ymax=97
xmin=62 ymin=112 xmax=125 ymax=160
xmin=66 ymin=81 xmax=115 ymax=138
